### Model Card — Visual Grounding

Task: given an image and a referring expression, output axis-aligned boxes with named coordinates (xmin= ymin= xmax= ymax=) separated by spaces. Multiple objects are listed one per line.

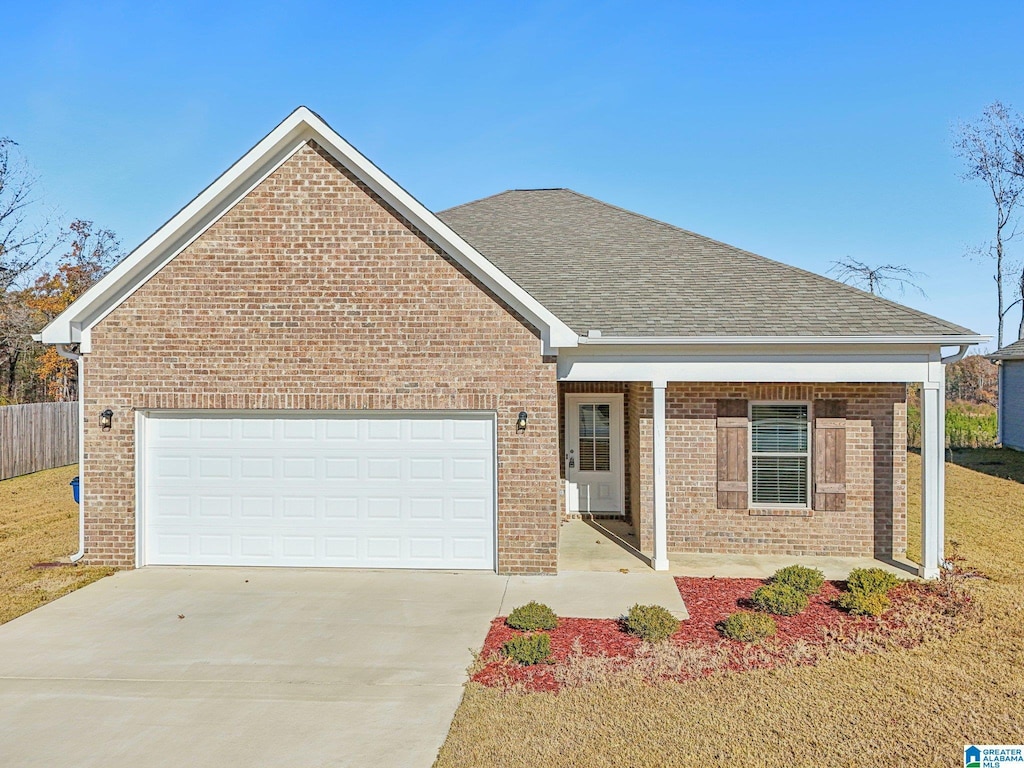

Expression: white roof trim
xmin=39 ymin=107 xmax=579 ymax=351
xmin=575 ymin=334 xmax=991 ymax=346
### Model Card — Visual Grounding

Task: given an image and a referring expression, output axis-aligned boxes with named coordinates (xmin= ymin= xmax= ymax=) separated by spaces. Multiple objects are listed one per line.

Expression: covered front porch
xmin=558 ymin=518 xmax=916 ymax=578
xmin=556 ymin=339 xmax=956 ymax=579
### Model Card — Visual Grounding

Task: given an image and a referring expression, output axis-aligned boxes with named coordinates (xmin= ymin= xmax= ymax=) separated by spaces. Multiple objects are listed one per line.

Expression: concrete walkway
xmin=669 ymin=553 xmax=919 ymax=580
xmin=558 ymin=519 xmax=919 ymax=581
xmin=501 ymin=571 xmax=688 ymax=619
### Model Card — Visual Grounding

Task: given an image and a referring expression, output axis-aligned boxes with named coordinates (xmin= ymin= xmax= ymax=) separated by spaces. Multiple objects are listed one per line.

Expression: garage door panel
xmin=143 ymin=413 xmax=495 ymax=569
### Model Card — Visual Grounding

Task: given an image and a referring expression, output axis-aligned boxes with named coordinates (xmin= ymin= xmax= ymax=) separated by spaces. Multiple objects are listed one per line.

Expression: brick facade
xmin=81 ymin=140 xmax=561 ymax=573
xmin=629 ymin=383 xmax=907 ymax=559
xmin=79 ymin=141 xmax=908 ymax=574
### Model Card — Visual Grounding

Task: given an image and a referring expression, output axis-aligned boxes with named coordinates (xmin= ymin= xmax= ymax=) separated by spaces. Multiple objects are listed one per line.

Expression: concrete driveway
xmin=0 ymin=567 xmax=507 ymax=768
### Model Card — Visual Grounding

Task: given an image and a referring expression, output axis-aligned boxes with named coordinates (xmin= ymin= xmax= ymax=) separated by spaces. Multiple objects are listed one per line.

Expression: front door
xmin=565 ymin=394 xmax=624 ymax=515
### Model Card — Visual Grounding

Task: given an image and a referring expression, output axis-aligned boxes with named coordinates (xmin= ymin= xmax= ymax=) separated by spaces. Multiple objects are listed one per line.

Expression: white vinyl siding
xmin=749 ymin=403 xmax=810 ymax=507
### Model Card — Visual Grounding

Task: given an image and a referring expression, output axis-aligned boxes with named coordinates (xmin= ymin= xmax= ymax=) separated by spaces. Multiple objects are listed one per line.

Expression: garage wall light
xmin=516 ymin=411 xmax=528 ymax=433
xmin=99 ymin=409 xmax=114 ymax=431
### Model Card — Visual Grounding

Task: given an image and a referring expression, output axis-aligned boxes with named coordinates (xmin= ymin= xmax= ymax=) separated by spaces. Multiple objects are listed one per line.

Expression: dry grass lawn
xmin=436 ymin=452 xmax=1024 ymax=768
xmin=0 ymin=465 xmax=114 ymax=625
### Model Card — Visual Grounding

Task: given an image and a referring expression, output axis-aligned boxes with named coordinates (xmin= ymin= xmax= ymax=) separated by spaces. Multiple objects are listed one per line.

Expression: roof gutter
xmin=575 ymin=334 xmax=991 ymax=346
xmin=54 ymin=344 xmax=85 ymax=564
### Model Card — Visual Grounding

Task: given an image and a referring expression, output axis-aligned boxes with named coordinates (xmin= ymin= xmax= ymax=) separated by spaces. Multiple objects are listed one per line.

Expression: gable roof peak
xmin=38 ymin=108 xmax=578 ymax=351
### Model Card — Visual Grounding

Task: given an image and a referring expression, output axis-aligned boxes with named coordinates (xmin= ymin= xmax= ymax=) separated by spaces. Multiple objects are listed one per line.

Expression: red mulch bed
xmin=471 ymin=576 xmax=916 ymax=693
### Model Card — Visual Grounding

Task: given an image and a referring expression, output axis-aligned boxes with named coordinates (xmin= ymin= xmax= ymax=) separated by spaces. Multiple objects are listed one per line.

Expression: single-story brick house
xmin=988 ymin=340 xmax=1024 ymax=450
xmin=39 ymin=108 xmax=985 ymax=578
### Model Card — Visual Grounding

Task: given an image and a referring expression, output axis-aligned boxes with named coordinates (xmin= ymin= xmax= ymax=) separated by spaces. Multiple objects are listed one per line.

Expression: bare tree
xmin=828 ymin=258 xmax=926 ymax=297
xmin=954 ymin=102 xmax=1024 ymax=348
xmin=0 ymin=138 xmax=64 ymax=291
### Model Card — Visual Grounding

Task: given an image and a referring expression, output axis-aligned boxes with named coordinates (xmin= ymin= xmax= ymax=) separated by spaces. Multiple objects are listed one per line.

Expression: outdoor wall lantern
xmin=99 ymin=409 xmax=114 ymax=431
xmin=516 ymin=411 xmax=528 ymax=433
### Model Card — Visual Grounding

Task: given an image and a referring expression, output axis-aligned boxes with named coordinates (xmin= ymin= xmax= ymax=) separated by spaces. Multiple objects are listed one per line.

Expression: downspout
xmin=55 ymin=343 xmax=85 ymax=563
xmin=940 ymin=344 xmax=970 ymax=364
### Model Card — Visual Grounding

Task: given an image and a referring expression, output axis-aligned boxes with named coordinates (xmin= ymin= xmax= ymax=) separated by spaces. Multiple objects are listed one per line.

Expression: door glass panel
xmin=579 ymin=404 xmax=595 ymax=438
xmin=577 ymin=403 xmax=611 ymax=472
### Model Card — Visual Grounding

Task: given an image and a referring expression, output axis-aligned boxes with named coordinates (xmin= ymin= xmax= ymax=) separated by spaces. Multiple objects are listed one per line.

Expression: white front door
xmin=565 ymin=394 xmax=624 ymax=515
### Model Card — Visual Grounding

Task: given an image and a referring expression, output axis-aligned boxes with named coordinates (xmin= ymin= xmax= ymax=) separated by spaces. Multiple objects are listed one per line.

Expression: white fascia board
xmin=39 ymin=107 xmax=577 ymax=350
xmin=557 ymin=343 xmax=944 ymax=383
xmin=575 ymin=334 xmax=990 ymax=347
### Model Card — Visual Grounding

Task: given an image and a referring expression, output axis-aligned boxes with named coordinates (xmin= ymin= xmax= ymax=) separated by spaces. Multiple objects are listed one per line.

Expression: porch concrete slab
xmin=668 ymin=553 xmax=919 ymax=580
xmin=558 ymin=518 xmax=649 ymax=572
xmin=500 ymin=571 xmax=688 ymax=620
xmin=0 ymin=567 xmax=508 ymax=768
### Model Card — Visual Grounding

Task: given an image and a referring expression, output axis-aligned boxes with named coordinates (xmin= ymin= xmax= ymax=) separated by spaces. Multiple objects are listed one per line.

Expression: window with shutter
xmin=750 ymin=403 xmax=810 ymax=507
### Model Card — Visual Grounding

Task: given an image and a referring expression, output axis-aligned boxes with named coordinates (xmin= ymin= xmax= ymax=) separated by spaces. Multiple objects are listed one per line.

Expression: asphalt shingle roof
xmin=988 ymin=339 xmax=1024 ymax=360
xmin=437 ymin=189 xmax=975 ymax=339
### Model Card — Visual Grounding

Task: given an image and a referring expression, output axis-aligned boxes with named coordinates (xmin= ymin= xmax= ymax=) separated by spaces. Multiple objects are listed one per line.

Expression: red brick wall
xmin=81 ymin=140 xmax=561 ymax=573
xmin=630 ymin=383 xmax=907 ymax=559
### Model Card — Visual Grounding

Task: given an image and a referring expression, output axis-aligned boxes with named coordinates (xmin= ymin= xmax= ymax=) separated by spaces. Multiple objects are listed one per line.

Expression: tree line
xmin=0 ymin=138 xmax=121 ymax=404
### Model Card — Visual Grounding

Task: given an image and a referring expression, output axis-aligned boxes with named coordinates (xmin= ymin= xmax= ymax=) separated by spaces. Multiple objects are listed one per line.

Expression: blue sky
xmin=3 ymin=1 xmax=1023 ymax=348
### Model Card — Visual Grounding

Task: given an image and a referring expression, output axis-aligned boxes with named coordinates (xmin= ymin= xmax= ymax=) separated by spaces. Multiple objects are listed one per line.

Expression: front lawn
xmin=0 ymin=465 xmax=114 ymax=625
xmin=435 ymin=451 xmax=1024 ymax=768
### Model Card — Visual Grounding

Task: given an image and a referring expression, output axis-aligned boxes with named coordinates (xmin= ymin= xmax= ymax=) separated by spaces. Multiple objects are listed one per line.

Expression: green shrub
xmin=772 ymin=565 xmax=825 ymax=596
xmin=502 ymin=632 xmax=552 ymax=665
xmin=907 ymin=403 xmax=996 ymax=449
xmin=623 ymin=604 xmax=680 ymax=642
xmin=750 ymin=583 xmax=808 ymax=616
xmin=506 ymin=601 xmax=558 ymax=631
xmin=719 ymin=611 xmax=777 ymax=642
xmin=837 ymin=590 xmax=891 ymax=617
xmin=846 ymin=568 xmax=900 ymax=597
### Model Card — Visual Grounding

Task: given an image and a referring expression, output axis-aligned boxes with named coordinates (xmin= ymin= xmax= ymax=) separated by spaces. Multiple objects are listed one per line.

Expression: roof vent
xmin=587 ymin=330 xmax=602 ymax=338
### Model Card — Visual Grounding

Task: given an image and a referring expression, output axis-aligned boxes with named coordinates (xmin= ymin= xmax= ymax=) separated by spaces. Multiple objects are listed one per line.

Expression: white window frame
xmin=748 ymin=400 xmax=812 ymax=509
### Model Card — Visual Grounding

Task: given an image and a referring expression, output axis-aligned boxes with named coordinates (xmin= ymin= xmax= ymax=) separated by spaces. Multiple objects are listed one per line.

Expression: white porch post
xmin=919 ymin=363 xmax=945 ymax=579
xmin=652 ymin=380 xmax=669 ymax=571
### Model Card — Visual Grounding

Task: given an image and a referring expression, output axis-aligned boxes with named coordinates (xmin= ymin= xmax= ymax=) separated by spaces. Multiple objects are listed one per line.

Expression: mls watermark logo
xmin=965 ymin=745 xmax=1024 ymax=767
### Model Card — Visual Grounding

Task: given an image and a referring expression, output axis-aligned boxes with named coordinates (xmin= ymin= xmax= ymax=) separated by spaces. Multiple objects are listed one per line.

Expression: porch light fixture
xmin=99 ymin=409 xmax=114 ymax=431
xmin=516 ymin=411 xmax=528 ymax=433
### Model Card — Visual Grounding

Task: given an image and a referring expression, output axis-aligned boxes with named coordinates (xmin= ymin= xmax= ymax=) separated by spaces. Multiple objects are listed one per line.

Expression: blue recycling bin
xmin=70 ymin=476 xmax=80 ymax=504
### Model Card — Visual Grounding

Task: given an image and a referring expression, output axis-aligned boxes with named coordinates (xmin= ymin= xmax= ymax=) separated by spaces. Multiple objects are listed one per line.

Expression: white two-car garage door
xmin=141 ymin=412 xmax=496 ymax=570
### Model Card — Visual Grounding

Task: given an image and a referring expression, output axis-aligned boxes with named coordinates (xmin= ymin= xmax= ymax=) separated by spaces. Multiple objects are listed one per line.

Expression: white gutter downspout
xmin=940 ymin=344 xmax=971 ymax=364
xmin=55 ymin=343 xmax=85 ymax=563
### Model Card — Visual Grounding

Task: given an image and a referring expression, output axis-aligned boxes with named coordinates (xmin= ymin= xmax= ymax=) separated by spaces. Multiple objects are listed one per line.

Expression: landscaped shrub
xmin=719 ymin=611 xmax=777 ymax=642
xmin=845 ymin=568 xmax=900 ymax=597
xmin=750 ymin=583 xmax=808 ymax=616
xmin=771 ymin=565 xmax=825 ymax=596
xmin=623 ymin=604 xmax=680 ymax=643
xmin=837 ymin=590 xmax=891 ymax=617
xmin=502 ymin=632 xmax=552 ymax=665
xmin=506 ymin=601 xmax=558 ymax=631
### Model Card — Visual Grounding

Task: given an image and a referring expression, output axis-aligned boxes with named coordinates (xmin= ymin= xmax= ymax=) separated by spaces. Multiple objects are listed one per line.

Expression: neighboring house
xmin=988 ymin=340 xmax=1024 ymax=450
xmin=38 ymin=108 xmax=986 ymax=579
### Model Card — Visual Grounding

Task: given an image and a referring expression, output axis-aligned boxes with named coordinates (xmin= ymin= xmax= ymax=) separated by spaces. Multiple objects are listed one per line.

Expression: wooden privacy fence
xmin=0 ymin=402 xmax=79 ymax=481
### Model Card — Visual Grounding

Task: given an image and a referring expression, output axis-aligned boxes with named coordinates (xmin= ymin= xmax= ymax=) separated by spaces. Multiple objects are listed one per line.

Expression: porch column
xmin=919 ymin=364 xmax=945 ymax=579
xmin=652 ymin=380 xmax=669 ymax=571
